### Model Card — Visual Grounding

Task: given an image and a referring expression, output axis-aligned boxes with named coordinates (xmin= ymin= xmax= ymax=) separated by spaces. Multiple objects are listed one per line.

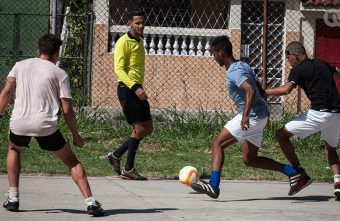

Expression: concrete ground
xmin=0 ymin=175 xmax=339 ymax=221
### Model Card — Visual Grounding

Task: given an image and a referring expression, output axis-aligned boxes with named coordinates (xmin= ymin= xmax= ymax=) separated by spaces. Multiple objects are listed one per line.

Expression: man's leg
xmin=324 ymin=142 xmax=340 ymax=175
xmin=241 ymin=141 xmax=283 ymax=171
xmin=53 ymin=143 xmax=92 ymax=197
xmin=324 ymin=142 xmax=340 ymax=200
xmin=211 ymin=128 xmax=237 ymax=171
xmin=112 ymin=139 xmax=129 ymax=158
xmin=190 ymin=128 xmax=237 ymax=199
xmin=6 ymin=143 xmax=22 ymax=190
xmin=112 ymin=117 xmax=153 ymax=159
xmin=3 ymin=143 xmax=22 ymax=211
xmin=53 ymin=143 xmax=104 ymax=216
xmin=108 ymin=119 xmax=153 ymax=178
xmin=276 ymin=127 xmax=313 ymax=195
xmin=131 ymin=119 xmax=153 ymax=138
xmin=124 ymin=120 xmax=153 ymax=171
xmin=106 ymin=139 xmax=128 ymax=176
xmin=276 ymin=127 xmax=301 ymax=167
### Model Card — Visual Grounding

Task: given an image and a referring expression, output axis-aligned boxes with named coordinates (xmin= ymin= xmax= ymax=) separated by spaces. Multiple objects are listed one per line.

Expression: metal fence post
xmin=86 ymin=11 xmax=95 ymax=106
xmin=51 ymin=0 xmax=57 ymax=34
xmin=12 ymin=14 xmax=20 ymax=63
xmin=262 ymin=0 xmax=268 ymax=90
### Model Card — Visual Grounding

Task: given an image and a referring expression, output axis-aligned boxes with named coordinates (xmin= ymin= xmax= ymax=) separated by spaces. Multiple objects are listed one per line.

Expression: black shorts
xmin=117 ymin=82 xmax=152 ymax=124
xmin=9 ymin=129 xmax=66 ymax=151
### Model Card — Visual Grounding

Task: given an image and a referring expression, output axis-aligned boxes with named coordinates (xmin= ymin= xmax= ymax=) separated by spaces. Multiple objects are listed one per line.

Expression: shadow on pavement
xmin=214 ymin=195 xmax=334 ymax=202
xmin=16 ymin=209 xmax=86 ymax=214
xmin=105 ymin=208 xmax=178 ymax=216
xmin=17 ymin=207 xmax=178 ymax=216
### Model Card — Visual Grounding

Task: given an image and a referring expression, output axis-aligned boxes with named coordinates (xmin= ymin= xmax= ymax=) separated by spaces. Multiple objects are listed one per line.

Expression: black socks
xmin=125 ymin=137 xmax=143 ymax=171
xmin=113 ymin=137 xmax=143 ymax=171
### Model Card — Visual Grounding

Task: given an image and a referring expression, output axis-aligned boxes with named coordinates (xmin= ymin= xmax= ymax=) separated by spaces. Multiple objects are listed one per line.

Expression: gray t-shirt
xmin=226 ymin=61 xmax=269 ymax=119
xmin=8 ymin=58 xmax=72 ymax=136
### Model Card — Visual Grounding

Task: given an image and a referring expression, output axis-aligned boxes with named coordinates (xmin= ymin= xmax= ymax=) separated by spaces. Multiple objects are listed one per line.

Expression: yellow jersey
xmin=114 ymin=33 xmax=145 ymax=90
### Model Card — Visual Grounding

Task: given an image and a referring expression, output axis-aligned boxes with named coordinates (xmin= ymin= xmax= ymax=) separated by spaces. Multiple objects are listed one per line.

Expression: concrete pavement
xmin=0 ymin=175 xmax=339 ymax=221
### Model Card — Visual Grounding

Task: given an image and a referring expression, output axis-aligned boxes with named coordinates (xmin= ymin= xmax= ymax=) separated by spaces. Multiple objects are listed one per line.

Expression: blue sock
xmin=209 ymin=171 xmax=221 ymax=190
xmin=281 ymin=165 xmax=299 ymax=176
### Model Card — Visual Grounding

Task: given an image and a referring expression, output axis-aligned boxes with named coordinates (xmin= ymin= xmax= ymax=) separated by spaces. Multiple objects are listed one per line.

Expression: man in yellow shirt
xmin=106 ymin=10 xmax=152 ymax=180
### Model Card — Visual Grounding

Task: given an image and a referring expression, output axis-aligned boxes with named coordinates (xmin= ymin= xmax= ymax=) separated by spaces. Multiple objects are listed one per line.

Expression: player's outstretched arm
xmin=0 ymin=77 xmax=16 ymax=116
xmin=255 ymin=80 xmax=267 ymax=100
xmin=265 ymin=82 xmax=295 ymax=96
xmin=60 ymin=98 xmax=84 ymax=148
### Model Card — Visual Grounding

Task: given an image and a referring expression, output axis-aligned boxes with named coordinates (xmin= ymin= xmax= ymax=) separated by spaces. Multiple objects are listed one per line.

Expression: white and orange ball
xmin=179 ymin=166 xmax=199 ymax=186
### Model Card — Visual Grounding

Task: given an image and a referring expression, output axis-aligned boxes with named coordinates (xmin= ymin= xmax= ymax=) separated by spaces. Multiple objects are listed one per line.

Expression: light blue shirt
xmin=226 ymin=61 xmax=269 ymax=119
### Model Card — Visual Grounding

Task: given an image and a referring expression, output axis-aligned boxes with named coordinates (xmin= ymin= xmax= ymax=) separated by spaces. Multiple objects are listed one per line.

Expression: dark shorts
xmin=117 ymin=82 xmax=152 ymax=124
xmin=9 ymin=129 xmax=66 ymax=151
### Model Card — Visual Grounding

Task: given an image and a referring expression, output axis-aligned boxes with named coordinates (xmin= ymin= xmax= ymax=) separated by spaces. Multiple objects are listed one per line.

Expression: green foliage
xmin=63 ymin=0 xmax=92 ymax=13
xmin=59 ymin=0 xmax=93 ymax=106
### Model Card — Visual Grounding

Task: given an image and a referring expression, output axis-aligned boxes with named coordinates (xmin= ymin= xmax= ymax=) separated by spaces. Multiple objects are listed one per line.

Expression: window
xmin=109 ymin=0 xmax=229 ymax=29
xmin=138 ymin=0 xmax=191 ymax=27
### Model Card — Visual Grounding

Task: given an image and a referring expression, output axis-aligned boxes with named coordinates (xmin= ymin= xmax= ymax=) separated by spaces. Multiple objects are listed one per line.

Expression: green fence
xmin=1 ymin=0 xmax=340 ymax=119
xmin=0 ymin=0 xmax=93 ymax=107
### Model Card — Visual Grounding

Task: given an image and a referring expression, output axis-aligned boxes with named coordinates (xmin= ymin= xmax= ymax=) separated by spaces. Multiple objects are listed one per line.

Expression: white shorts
xmin=224 ymin=114 xmax=268 ymax=147
xmin=285 ymin=109 xmax=340 ymax=147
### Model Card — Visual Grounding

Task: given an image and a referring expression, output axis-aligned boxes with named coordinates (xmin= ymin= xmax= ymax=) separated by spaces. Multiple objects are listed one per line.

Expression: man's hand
xmin=0 ymin=77 xmax=16 ymax=115
xmin=135 ymin=87 xmax=148 ymax=100
xmin=241 ymin=115 xmax=250 ymax=131
xmin=72 ymin=133 xmax=84 ymax=148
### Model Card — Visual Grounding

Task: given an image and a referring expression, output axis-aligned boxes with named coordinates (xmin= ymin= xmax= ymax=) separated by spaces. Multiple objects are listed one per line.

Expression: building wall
xmin=91 ymin=24 xmax=117 ymax=107
xmin=91 ymin=0 xmax=316 ymax=114
xmin=91 ymin=24 xmax=236 ymax=111
xmin=92 ymin=0 xmax=240 ymax=112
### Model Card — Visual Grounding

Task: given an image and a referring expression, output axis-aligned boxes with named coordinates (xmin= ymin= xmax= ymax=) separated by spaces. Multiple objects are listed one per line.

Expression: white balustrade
xmin=143 ymin=38 xmax=148 ymax=54
xmin=149 ymin=35 xmax=156 ymax=55
xmin=204 ymin=40 xmax=211 ymax=56
xmin=156 ymin=35 xmax=164 ymax=55
xmin=110 ymin=37 xmax=115 ymax=53
xmin=181 ymin=37 xmax=188 ymax=55
xmin=173 ymin=36 xmax=180 ymax=55
xmin=164 ymin=37 xmax=171 ymax=55
xmin=196 ymin=38 xmax=203 ymax=56
xmin=189 ymin=38 xmax=195 ymax=56
xmin=110 ymin=31 xmax=217 ymax=57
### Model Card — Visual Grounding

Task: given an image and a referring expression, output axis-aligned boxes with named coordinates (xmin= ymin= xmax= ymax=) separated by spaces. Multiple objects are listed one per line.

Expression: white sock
xmin=85 ymin=197 xmax=96 ymax=206
xmin=334 ymin=174 xmax=340 ymax=183
xmin=8 ymin=187 xmax=19 ymax=200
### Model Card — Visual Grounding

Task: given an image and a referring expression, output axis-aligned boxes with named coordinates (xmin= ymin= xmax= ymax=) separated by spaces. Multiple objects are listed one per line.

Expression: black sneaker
xmin=87 ymin=200 xmax=105 ymax=217
xmin=334 ymin=182 xmax=340 ymax=201
xmin=3 ymin=197 xmax=19 ymax=211
xmin=190 ymin=180 xmax=220 ymax=199
xmin=106 ymin=152 xmax=121 ymax=175
xmin=288 ymin=170 xmax=313 ymax=196
xmin=120 ymin=168 xmax=147 ymax=180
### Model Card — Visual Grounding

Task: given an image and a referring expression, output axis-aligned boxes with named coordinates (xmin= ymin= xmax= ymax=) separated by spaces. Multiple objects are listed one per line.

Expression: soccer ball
xmin=179 ymin=166 xmax=199 ymax=186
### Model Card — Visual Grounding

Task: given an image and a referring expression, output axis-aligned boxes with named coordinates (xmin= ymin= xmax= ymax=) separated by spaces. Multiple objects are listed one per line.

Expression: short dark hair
xmin=127 ymin=10 xmax=145 ymax=21
xmin=285 ymin=41 xmax=306 ymax=56
xmin=210 ymin=36 xmax=233 ymax=57
xmin=38 ymin=34 xmax=62 ymax=56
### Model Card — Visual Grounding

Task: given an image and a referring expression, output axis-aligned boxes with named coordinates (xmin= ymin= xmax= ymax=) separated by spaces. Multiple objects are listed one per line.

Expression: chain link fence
xmin=1 ymin=0 xmax=340 ymax=121
xmin=0 ymin=0 xmax=92 ymax=108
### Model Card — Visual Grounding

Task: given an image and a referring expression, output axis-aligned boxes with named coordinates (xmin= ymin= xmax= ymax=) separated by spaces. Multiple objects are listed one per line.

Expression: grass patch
xmin=0 ymin=109 xmax=338 ymax=182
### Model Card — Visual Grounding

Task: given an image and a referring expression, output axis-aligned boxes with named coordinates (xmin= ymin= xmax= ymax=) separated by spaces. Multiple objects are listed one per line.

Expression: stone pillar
xmin=229 ymin=0 xmax=242 ymax=60
xmin=91 ymin=0 xmax=118 ymax=107
xmin=284 ymin=0 xmax=307 ymax=113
